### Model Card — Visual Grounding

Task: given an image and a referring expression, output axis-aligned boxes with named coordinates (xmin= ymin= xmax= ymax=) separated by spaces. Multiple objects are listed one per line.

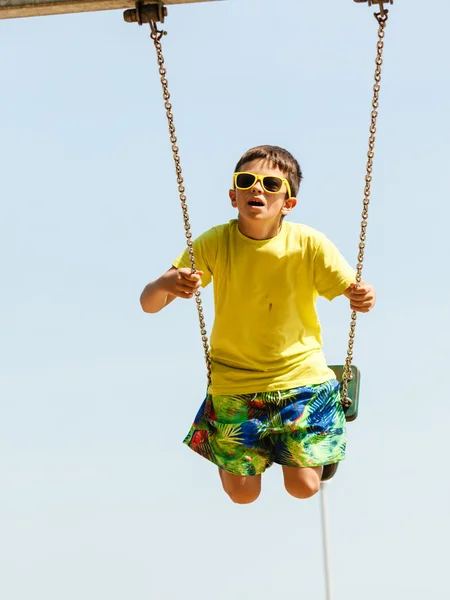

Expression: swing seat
xmin=321 ymin=365 xmax=361 ymax=482
xmin=329 ymin=365 xmax=361 ymax=422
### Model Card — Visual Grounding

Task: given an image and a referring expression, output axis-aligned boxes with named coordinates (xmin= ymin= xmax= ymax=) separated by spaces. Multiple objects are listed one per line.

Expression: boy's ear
xmin=281 ymin=197 xmax=297 ymax=215
xmin=229 ymin=189 xmax=237 ymax=207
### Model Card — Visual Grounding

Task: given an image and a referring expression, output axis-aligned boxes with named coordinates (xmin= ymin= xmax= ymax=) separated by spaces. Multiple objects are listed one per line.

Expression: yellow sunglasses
xmin=233 ymin=172 xmax=292 ymax=198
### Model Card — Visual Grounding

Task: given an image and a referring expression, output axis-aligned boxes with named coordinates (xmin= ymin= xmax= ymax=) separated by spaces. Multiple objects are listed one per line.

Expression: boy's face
xmin=229 ymin=159 xmax=297 ymax=225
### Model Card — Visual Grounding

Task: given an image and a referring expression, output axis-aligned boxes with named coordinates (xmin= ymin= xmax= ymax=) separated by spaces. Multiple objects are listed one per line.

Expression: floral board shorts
xmin=183 ymin=378 xmax=347 ymax=476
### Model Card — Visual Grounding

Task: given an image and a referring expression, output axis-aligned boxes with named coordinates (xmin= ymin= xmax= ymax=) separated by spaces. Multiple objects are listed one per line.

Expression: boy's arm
xmin=313 ymin=232 xmax=375 ymax=311
xmin=343 ymin=281 xmax=376 ymax=313
xmin=140 ymin=267 xmax=204 ymax=314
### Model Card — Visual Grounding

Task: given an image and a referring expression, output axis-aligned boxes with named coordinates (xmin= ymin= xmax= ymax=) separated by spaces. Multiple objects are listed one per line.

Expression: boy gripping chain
xmin=140 ymin=145 xmax=376 ymax=505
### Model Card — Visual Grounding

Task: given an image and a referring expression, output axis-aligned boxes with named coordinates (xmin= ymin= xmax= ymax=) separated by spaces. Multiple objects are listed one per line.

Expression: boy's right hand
xmin=161 ymin=268 xmax=204 ymax=299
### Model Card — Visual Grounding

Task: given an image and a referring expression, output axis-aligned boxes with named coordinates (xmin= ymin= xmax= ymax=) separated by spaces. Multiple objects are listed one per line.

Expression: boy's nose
xmin=251 ymin=182 xmax=264 ymax=193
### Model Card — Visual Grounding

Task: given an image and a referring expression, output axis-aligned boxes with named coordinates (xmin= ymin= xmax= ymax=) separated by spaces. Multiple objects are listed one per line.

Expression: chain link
xmin=149 ymin=21 xmax=212 ymax=387
xmin=341 ymin=11 xmax=388 ymax=408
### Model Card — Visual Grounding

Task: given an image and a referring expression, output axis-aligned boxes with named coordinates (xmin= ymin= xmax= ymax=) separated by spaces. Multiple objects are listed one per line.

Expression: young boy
xmin=140 ymin=145 xmax=376 ymax=504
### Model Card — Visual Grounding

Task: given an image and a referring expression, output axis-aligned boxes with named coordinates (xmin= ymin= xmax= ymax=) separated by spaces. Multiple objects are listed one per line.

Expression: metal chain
xmin=341 ymin=11 xmax=389 ymax=408
xmin=149 ymin=21 xmax=212 ymax=387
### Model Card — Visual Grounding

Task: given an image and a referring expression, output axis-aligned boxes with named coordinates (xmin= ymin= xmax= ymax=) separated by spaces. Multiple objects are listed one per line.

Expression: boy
xmin=140 ymin=145 xmax=376 ymax=504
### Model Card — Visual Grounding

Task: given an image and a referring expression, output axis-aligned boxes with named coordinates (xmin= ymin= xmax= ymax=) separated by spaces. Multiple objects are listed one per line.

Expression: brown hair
xmin=234 ymin=145 xmax=303 ymax=197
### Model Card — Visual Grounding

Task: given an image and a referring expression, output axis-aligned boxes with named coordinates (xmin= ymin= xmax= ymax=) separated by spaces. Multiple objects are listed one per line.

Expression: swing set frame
xmin=0 ymin=0 xmax=217 ymax=20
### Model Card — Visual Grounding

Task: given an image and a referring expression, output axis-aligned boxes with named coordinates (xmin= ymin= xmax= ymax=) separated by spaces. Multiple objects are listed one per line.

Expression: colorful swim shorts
xmin=183 ymin=378 xmax=346 ymax=476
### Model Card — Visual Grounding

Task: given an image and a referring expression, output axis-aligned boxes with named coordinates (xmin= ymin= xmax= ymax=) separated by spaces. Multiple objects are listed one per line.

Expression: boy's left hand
xmin=344 ymin=282 xmax=376 ymax=313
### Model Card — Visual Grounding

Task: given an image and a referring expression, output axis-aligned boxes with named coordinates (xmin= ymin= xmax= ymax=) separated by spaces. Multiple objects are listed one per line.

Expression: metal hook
xmin=376 ymin=0 xmax=386 ymax=16
xmin=353 ymin=0 xmax=393 ymax=14
xmin=149 ymin=19 xmax=166 ymax=41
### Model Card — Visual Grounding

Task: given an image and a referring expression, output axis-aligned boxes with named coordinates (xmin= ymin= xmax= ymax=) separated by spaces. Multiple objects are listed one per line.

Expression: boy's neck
xmin=237 ymin=216 xmax=283 ymax=240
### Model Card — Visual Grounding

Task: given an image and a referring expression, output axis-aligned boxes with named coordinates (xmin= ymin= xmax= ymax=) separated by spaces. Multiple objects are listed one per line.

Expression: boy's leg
xmin=282 ymin=465 xmax=323 ymax=499
xmin=275 ymin=380 xmax=345 ymax=498
xmin=219 ymin=468 xmax=262 ymax=505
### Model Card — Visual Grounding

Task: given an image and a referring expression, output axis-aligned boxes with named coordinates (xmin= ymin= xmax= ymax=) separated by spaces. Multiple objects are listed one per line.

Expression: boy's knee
xmin=284 ymin=477 xmax=321 ymax=499
xmin=227 ymin=487 xmax=261 ymax=504
xmin=221 ymin=472 xmax=261 ymax=504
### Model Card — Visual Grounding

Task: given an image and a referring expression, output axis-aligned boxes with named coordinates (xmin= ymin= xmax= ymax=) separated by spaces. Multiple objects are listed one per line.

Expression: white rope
xmin=320 ymin=483 xmax=334 ymax=600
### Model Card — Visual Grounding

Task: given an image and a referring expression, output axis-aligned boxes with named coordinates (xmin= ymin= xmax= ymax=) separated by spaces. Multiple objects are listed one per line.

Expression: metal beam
xmin=0 ymin=0 xmax=223 ymax=20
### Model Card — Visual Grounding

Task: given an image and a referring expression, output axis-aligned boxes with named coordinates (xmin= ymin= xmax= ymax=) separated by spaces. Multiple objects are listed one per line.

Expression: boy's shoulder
xmin=196 ymin=220 xmax=238 ymax=241
xmin=194 ymin=221 xmax=231 ymax=243
xmin=283 ymin=221 xmax=328 ymax=243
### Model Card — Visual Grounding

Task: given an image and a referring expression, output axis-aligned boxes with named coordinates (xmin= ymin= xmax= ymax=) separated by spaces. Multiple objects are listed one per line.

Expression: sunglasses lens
xmin=263 ymin=176 xmax=283 ymax=193
xmin=236 ymin=173 xmax=256 ymax=189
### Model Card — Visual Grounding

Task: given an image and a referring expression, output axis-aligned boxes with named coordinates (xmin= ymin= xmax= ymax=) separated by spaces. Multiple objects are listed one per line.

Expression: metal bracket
xmin=354 ymin=0 xmax=393 ymax=16
xmin=124 ymin=1 xmax=167 ymax=25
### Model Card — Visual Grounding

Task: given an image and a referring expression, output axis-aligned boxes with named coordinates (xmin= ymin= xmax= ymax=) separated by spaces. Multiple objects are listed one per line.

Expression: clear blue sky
xmin=1 ymin=1 xmax=449 ymax=599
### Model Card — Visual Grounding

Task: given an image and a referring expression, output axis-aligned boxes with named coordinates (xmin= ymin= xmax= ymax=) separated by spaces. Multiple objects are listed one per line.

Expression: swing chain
xmin=149 ymin=20 xmax=212 ymax=387
xmin=341 ymin=9 xmax=388 ymax=408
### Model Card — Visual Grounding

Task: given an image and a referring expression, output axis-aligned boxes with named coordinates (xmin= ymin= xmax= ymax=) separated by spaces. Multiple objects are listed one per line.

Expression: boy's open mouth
xmin=248 ymin=199 xmax=264 ymax=207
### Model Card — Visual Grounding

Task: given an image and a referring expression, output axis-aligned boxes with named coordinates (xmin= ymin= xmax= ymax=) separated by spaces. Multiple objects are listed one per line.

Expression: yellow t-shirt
xmin=173 ymin=220 xmax=355 ymax=394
